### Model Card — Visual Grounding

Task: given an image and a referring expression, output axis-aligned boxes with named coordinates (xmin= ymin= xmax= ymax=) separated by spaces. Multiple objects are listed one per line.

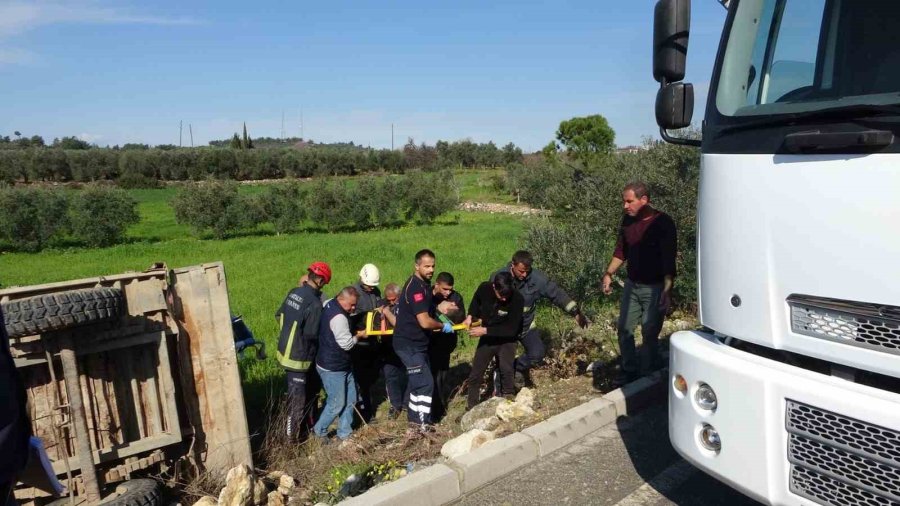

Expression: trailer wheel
xmin=100 ymin=479 xmax=162 ymax=506
xmin=2 ymin=287 xmax=123 ymax=339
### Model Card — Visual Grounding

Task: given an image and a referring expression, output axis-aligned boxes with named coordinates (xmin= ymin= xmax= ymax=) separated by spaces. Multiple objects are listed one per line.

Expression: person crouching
xmin=313 ymin=287 xmax=364 ymax=441
xmin=465 ymin=271 xmax=524 ymax=409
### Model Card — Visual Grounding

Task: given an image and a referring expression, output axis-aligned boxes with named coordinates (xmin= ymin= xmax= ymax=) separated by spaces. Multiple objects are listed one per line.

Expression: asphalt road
xmin=453 ymin=403 xmax=762 ymax=506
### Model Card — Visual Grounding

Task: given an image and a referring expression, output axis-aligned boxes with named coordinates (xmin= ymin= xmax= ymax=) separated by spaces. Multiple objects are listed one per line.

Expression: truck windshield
xmin=715 ymin=0 xmax=900 ymax=118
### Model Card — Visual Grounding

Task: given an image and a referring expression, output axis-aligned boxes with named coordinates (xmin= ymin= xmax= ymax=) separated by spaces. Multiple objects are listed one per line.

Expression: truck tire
xmin=2 ymin=287 xmax=123 ymax=339
xmin=45 ymin=479 xmax=162 ymax=506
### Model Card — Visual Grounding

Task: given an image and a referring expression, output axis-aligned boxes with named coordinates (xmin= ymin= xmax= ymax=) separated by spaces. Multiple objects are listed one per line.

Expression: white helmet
xmin=359 ymin=263 xmax=380 ymax=287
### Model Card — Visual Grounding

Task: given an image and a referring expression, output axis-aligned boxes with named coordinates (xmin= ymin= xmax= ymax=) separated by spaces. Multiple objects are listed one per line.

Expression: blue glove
xmin=441 ymin=322 xmax=454 ymax=334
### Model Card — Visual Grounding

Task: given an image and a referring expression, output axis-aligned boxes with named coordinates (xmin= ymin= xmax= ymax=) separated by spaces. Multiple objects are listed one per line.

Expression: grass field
xmin=1 ymin=188 xmax=524 ymax=422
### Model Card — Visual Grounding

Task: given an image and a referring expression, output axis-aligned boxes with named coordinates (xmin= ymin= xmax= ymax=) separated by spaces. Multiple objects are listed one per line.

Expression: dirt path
xmin=458 ymin=201 xmax=549 ymax=216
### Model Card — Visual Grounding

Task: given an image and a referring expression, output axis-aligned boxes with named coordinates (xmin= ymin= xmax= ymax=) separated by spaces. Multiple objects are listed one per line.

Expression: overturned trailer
xmin=2 ymin=262 xmax=252 ymax=505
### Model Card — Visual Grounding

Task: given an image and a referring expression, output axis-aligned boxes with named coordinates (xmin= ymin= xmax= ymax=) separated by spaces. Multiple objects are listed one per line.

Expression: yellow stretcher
xmin=364 ymin=310 xmax=479 ymax=336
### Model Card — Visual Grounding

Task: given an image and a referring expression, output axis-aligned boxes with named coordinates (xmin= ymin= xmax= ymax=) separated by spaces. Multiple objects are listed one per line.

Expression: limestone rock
xmin=218 ymin=464 xmax=255 ymax=506
xmin=192 ymin=497 xmax=216 ymax=506
xmin=265 ymin=491 xmax=285 ymax=506
xmin=460 ymin=397 xmax=506 ymax=431
xmin=277 ymin=475 xmax=294 ymax=492
xmin=470 ymin=415 xmax=501 ymax=432
xmin=252 ymin=479 xmax=268 ymax=506
xmin=264 ymin=471 xmax=285 ymax=481
xmin=514 ymin=387 xmax=535 ymax=409
xmin=496 ymin=399 xmax=535 ymax=421
xmin=441 ymin=429 xmax=495 ymax=459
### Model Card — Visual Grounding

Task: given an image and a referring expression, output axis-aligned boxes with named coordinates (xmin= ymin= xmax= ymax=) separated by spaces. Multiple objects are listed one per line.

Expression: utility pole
xmin=179 ymin=120 xmax=183 ymax=147
xmin=189 ymin=124 xmax=194 ymax=147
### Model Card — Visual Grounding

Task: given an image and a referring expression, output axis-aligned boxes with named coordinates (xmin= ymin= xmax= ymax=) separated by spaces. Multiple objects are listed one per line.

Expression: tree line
xmin=0 ymin=135 xmax=524 ymax=185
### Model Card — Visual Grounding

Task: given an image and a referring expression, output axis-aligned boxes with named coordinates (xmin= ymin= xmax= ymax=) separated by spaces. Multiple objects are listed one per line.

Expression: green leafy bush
xmin=117 ymin=172 xmax=161 ymax=189
xmin=0 ymin=186 xmax=70 ymax=251
xmin=255 ymin=182 xmax=308 ymax=234
xmin=68 ymin=186 xmax=140 ymax=247
xmin=172 ymin=180 xmax=258 ymax=238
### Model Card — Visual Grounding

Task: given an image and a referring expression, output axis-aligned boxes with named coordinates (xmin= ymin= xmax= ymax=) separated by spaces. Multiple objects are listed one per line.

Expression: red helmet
xmin=308 ymin=261 xmax=332 ymax=284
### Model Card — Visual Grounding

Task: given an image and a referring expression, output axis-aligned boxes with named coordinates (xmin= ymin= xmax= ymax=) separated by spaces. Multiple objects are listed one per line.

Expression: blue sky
xmin=0 ymin=1 xmax=726 ymax=150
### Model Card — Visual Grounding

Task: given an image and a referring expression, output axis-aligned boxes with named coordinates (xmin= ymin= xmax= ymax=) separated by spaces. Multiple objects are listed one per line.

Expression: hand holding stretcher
xmin=364 ymin=310 xmax=480 ymax=336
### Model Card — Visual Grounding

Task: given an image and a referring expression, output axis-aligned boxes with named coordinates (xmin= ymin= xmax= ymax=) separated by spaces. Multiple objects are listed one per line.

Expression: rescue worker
xmin=349 ymin=263 xmax=382 ymax=422
xmin=429 ymin=272 xmax=465 ymax=422
xmin=392 ymin=249 xmax=457 ymax=433
xmin=312 ymin=287 xmax=363 ymax=441
xmin=492 ymin=250 xmax=588 ymax=388
xmin=275 ymin=261 xmax=331 ymax=441
xmin=1 ymin=308 xmax=31 ymax=506
xmin=377 ymin=283 xmax=408 ymax=419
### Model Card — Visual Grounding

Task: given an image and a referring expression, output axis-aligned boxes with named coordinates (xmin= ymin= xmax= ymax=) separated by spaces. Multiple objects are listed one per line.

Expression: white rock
xmin=514 ymin=387 xmax=535 ymax=409
xmin=252 ymin=479 xmax=267 ymax=506
xmin=496 ymin=399 xmax=535 ymax=421
xmin=277 ymin=475 xmax=294 ymax=492
xmin=218 ymin=465 xmax=255 ymax=506
xmin=440 ymin=429 xmax=495 ymax=459
xmin=265 ymin=491 xmax=285 ymax=506
xmin=193 ymin=497 xmax=217 ymax=506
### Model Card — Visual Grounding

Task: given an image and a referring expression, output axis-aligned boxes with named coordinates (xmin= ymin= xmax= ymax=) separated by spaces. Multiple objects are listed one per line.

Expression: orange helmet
xmin=308 ymin=261 xmax=332 ymax=284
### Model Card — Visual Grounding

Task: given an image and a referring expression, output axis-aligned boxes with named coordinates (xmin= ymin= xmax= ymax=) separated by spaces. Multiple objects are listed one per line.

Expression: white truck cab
xmin=653 ymin=1 xmax=900 ymax=504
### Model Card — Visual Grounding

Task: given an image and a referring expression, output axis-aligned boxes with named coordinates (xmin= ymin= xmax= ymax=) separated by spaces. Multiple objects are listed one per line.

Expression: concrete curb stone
xmin=337 ymin=371 xmax=666 ymax=505
xmin=337 ymin=463 xmax=460 ymax=506
xmin=446 ymin=432 xmax=540 ymax=494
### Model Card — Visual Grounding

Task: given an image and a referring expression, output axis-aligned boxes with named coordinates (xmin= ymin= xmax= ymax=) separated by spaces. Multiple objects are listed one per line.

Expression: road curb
xmin=338 ymin=370 xmax=667 ymax=505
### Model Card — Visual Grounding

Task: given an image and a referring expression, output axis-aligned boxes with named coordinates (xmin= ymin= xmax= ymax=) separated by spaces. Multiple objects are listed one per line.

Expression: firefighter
xmin=492 ymin=250 xmax=588 ymax=388
xmin=348 ymin=263 xmax=382 ymax=422
xmin=275 ymin=261 xmax=331 ymax=441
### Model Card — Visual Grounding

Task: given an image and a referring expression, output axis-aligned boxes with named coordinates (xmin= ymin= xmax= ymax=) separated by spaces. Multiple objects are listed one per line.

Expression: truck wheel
xmin=2 ymin=287 xmax=123 ymax=339
xmin=45 ymin=479 xmax=162 ymax=506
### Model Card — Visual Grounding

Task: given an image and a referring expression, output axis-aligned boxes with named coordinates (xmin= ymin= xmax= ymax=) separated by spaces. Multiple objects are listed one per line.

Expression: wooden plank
xmin=155 ymin=332 xmax=182 ymax=439
xmin=110 ymin=351 xmax=141 ymax=443
xmin=88 ymin=353 xmax=114 ymax=449
xmin=139 ymin=345 xmax=163 ymax=437
xmin=172 ymin=262 xmax=252 ymax=473
xmin=127 ymin=349 xmax=147 ymax=439
xmin=15 ymin=331 xmax=168 ymax=368
xmin=49 ymin=432 xmax=181 ymax=476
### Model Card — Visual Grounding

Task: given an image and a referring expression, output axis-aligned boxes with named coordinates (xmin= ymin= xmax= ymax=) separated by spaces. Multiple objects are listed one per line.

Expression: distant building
xmin=615 ymin=145 xmax=645 ymax=155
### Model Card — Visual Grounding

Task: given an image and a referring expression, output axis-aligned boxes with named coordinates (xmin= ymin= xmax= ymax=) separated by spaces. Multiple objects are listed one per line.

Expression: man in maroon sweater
xmin=602 ymin=182 xmax=677 ymax=387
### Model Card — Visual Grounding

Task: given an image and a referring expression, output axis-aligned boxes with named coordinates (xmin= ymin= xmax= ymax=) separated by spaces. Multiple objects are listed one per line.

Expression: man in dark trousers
xmin=393 ymin=249 xmax=457 ymax=433
xmin=429 ymin=272 xmax=465 ymax=422
xmin=492 ymin=250 xmax=588 ymax=387
xmin=276 ymin=261 xmax=331 ymax=441
xmin=377 ymin=283 xmax=407 ymax=419
xmin=602 ymin=182 xmax=676 ymax=386
xmin=465 ymin=272 xmax=524 ymax=408
xmin=349 ymin=263 xmax=382 ymax=422
xmin=1 ymin=308 xmax=32 ymax=506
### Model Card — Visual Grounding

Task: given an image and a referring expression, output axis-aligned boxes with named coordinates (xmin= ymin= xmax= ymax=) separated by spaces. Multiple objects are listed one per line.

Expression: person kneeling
xmin=465 ymin=272 xmax=524 ymax=409
xmin=313 ymin=287 xmax=364 ymax=441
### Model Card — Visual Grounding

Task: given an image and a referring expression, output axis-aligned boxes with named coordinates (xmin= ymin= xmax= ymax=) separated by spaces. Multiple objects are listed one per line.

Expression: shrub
xmin=117 ymin=172 xmax=161 ymax=189
xmin=172 ymin=180 xmax=258 ymax=238
xmin=256 ymin=182 xmax=308 ymax=234
xmin=0 ymin=186 xmax=70 ymax=251
xmin=68 ymin=186 xmax=140 ymax=247
xmin=404 ymin=170 xmax=459 ymax=223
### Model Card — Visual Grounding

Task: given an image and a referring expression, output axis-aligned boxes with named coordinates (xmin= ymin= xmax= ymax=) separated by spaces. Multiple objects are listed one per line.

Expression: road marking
xmin=613 ymin=460 xmax=697 ymax=506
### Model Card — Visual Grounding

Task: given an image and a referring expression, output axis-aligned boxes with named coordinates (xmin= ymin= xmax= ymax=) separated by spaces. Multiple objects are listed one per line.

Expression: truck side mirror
xmin=656 ymin=82 xmax=694 ymax=130
xmin=653 ymin=0 xmax=691 ymax=83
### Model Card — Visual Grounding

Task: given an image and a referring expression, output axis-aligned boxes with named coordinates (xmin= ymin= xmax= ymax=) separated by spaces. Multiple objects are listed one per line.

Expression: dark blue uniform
xmin=393 ymin=275 xmax=435 ymax=426
xmin=430 ymin=290 xmax=465 ymax=421
xmin=1 ymin=309 xmax=31 ymax=506
xmin=348 ymin=282 xmax=382 ymax=422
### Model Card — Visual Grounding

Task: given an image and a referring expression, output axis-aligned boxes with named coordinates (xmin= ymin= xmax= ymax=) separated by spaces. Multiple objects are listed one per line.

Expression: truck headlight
xmin=695 ymin=383 xmax=718 ymax=411
xmin=699 ymin=423 xmax=721 ymax=453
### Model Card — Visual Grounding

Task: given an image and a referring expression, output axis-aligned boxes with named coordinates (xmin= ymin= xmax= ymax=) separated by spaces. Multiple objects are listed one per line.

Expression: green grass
xmin=0 ymin=210 xmax=525 ymax=419
xmin=453 ymin=168 xmax=514 ymax=204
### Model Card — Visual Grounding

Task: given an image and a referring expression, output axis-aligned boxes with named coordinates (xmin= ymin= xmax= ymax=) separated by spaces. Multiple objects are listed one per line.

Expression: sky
xmin=0 ymin=1 xmax=727 ymax=150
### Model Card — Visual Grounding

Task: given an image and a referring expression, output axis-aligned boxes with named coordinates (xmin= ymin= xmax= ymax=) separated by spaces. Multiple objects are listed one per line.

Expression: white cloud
xmin=0 ymin=1 xmax=200 ymax=66
xmin=0 ymin=2 xmax=199 ymax=37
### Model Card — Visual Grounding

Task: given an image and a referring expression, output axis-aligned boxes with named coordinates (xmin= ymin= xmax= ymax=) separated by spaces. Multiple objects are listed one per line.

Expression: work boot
xmin=515 ymin=369 xmax=535 ymax=389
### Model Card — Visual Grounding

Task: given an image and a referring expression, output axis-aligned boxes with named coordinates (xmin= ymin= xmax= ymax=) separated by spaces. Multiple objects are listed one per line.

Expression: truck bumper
xmin=669 ymin=330 xmax=900 ymax=506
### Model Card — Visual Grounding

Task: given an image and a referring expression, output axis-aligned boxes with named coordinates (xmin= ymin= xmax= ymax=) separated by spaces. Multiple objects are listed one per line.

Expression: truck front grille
xmin=788 ymin=294 xmax=900 ymax=356
xmin=787 ymin=400 xmax=900 ymax=505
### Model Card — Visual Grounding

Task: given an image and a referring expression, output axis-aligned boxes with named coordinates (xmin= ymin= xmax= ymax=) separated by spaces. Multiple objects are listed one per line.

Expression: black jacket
xmin=0 ymin=309 xmax=31 ymax=483
xmin=275 ymin=284 xmax=324 ymax=372
xmin=468 ymin=281 xmax=525 ymax=345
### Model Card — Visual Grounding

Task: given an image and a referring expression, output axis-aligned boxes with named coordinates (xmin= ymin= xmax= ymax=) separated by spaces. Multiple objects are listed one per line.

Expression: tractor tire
xmin=2 ymin=287 xmax=123 ymax=339
xmin=45 ymin=479 xmax=162 ymax=506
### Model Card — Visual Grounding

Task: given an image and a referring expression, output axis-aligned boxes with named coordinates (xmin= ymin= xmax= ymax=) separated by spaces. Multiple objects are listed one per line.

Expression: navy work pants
xmin=394 ymin=348 xmax=434 ymax=426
